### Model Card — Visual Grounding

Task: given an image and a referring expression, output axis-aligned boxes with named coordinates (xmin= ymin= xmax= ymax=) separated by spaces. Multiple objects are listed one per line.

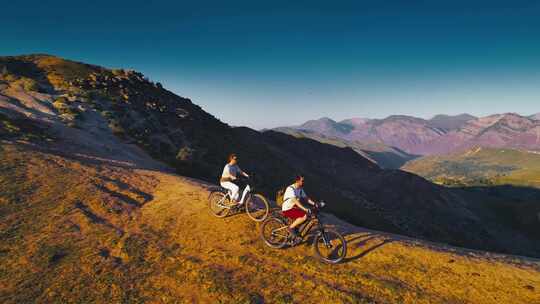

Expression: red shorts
xmin=282 ymin=207 xmax=306 ymax=219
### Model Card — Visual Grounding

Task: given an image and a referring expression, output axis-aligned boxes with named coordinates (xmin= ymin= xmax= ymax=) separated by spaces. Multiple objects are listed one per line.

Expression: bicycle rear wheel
xmin=260 ymin=216 xmax=289 ymax=249
xmin=245 ymin=193 xmax=269 ymax=222
xmin=208 ymin=191 xmax=230 ymax=218
xmin=313 ymin=228 xmax=347 ymax=264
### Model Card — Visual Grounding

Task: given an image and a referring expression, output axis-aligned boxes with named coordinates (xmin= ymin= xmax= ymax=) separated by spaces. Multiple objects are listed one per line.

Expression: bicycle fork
xmin=318 ymin=230 xmax=333 ymax=249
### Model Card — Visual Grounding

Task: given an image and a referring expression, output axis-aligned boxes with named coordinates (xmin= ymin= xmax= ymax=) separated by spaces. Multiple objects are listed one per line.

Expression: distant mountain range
xmin=276 ymin=113 xmax=540 ymax=156
xmin=530 ymin=112 xmax=540 ymax=120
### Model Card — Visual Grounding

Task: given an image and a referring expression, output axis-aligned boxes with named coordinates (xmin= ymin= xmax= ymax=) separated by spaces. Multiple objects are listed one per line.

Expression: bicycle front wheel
xmin=208 ymin=191 xmax=230 ymax=218
xmin=260 ymin=216 xmax=289 ymax=249
xmin=313 ymin=228 xmax=347 ymax=264
xmin=245 ymin=193 xmax=269 ymax=222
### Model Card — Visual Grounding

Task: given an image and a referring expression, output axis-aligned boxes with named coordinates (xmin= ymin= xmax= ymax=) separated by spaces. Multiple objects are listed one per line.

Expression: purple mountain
xmin=279 ymin=113 xmax=540 ymax=155
xmin=423 ymin=113 xmax=540 ymax=154
xmin=529 ymin=113 xmax=540 ymax=121
xmin=428 ymin=113 xmax=477 ymax=131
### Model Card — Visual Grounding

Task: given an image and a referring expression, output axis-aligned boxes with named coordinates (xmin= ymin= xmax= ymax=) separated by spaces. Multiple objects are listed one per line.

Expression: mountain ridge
xmin=278 ymin=112 xmax=540 ymax=155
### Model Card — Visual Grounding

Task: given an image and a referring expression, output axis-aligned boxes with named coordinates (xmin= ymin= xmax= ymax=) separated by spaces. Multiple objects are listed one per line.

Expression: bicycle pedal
xmin=289 ymin=237 xmax=302 ymax=246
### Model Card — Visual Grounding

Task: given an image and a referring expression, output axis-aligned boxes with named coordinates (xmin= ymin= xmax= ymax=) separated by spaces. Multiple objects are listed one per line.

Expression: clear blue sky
xmin=2 ymin=1 xmax=540 ymax=129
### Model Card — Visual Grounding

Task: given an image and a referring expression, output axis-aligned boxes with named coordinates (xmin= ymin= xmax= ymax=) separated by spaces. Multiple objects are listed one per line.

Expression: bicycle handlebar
xmin=308 ymin=201 xmax=326 ymax=216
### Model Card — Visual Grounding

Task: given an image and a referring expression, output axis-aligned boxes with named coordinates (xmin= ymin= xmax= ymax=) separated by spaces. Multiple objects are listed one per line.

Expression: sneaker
xmin=230 ymin=201 xmax=242 ymax=210
xmin=288 ymin=228 xmax=301 ymax=245
xmin=291 ymin=237 xmax=302 ymax=246
xmin=287 ymin=227 xmax=298 ymax=238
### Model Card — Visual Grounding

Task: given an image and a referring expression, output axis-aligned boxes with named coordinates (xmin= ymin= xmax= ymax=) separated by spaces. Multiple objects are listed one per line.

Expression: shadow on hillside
xmin=342 ymin=232 xmax=395 ymax=263
xmin=75 ymin=201 xmax=125 ymax=236
xmin=96 ymin=175 xmax=154 ymax=206
xmin=449 ymin=184 xmax=540 ymax=243
xmin=94 ymin=183 xmax=151 ymax=207
xmin=364 ymin=149 xmax=419 ymax=169
xmin=452 ymin=184 xmax=540 ymax=201
xmin=6 ymin=139 xmax=170 ymax=172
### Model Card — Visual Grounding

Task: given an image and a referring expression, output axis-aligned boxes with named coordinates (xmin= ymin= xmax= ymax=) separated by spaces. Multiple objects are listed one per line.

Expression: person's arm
xmin=236 ymin=166 xmax=248 ymax=178
xmin=226 ymin=165 xmax=237 ymax=180
xmin=293 ymin=198 xmax=309 ymax=212
xmin=302 ymin=190 xmax=316 ymax=205
xmin=221 ymin=166 xmax=230 ymax=182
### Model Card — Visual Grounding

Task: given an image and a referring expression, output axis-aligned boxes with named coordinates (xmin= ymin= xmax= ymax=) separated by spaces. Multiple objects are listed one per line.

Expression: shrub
xmin=10 ymin=77 xmax=39 ymax=91
xmin=24 ymin=78 xmax=38 ymax=91
xmin=123 ymin=235 xmax=147 ymax=262
xmin=111 ymin=69 xmax=125 ymax=76
xmin=53 ymin=99 xmax=82 ymax=120
xmin=100 ymin=110 xmax=115 ymax=119
xmin=54 ymin=96 xmax=69 ymax=104
xmin=34 ymin=244 xmax=69 ymax=267
xmin=109 ymin=119 xmax=126 ymax=137
xmin=176 ymin=146 xmax=195 ymax=162
xmin=84 ymin=89 xmax=109 ymax=101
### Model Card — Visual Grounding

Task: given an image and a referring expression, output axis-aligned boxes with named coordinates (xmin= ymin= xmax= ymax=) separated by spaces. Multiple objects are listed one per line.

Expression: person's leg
xmin=220 ymin=181 xmax=240 ymax=202
xmin=285 ymin=208 xmax=307 ymax=237
xmin=230 ymin=182 xmax=240 ymax=202
xmin=290 ymin=215 xmax=307 ymax=230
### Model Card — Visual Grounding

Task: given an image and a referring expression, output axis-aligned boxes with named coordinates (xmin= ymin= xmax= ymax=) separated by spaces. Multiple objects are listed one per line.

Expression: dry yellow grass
xmin=1 ymin=141 xmax=539 ymax=303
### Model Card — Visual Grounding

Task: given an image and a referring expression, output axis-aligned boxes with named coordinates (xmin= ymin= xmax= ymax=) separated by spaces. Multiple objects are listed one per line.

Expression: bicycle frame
xmin=217 ymin=184 xmax=252 ymax=209
xmin=263 ymin=204 xmax=345 ymax=262
xmin=271 ymin=211 xmax=323 ymax=241
xmin=297 ymin=213 xmax=323 ymax=239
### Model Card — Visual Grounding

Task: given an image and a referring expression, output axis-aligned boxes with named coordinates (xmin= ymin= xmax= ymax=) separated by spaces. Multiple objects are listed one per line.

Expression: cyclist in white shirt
xmin=282 ymin=175 xmax=316 ymax=237
xmin=220 ymin=153 xmax=249 ymax=205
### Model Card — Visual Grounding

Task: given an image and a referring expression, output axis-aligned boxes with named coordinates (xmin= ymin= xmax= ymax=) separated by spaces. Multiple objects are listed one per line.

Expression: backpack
xmin=275 ymin=186 xmax=292 ymax=207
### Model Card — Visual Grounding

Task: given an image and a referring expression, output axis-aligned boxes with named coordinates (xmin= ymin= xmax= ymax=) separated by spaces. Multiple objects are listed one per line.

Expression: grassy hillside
xmin=1 ymin=142 xmax=539 ymax=304
xmin=402 ymin=147 xmax=540 ymax=188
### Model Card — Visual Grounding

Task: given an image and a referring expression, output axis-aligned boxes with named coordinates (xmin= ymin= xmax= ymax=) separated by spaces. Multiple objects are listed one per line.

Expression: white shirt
xmin=221 ymin=164 xmax=241 ymax=180
xmin=282 ymin=184 xmax=307 ymax=211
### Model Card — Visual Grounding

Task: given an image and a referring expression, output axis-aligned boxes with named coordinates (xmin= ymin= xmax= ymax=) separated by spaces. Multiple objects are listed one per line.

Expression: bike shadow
xmin=318 ymin=214 xmax=397 ymax=263
xmin=342 ymin=235 xmax=394 ymax=263
xmin=220 ymin=206 xmax=248 ymax=219
xmin=289 ymin=227 xmax=394 ymax=263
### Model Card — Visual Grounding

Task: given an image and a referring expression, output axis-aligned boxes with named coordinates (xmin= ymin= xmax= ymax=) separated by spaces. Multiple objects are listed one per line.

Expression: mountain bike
xmin=208 ymin=177 xmax=270 ymax=222
xmin=260 ymin=201 xmax=347 ymax=264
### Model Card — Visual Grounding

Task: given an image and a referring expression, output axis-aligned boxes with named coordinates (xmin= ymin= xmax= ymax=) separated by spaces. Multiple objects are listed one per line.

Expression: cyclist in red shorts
xmin=281 ymin=175 xmax=316 ymax=238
